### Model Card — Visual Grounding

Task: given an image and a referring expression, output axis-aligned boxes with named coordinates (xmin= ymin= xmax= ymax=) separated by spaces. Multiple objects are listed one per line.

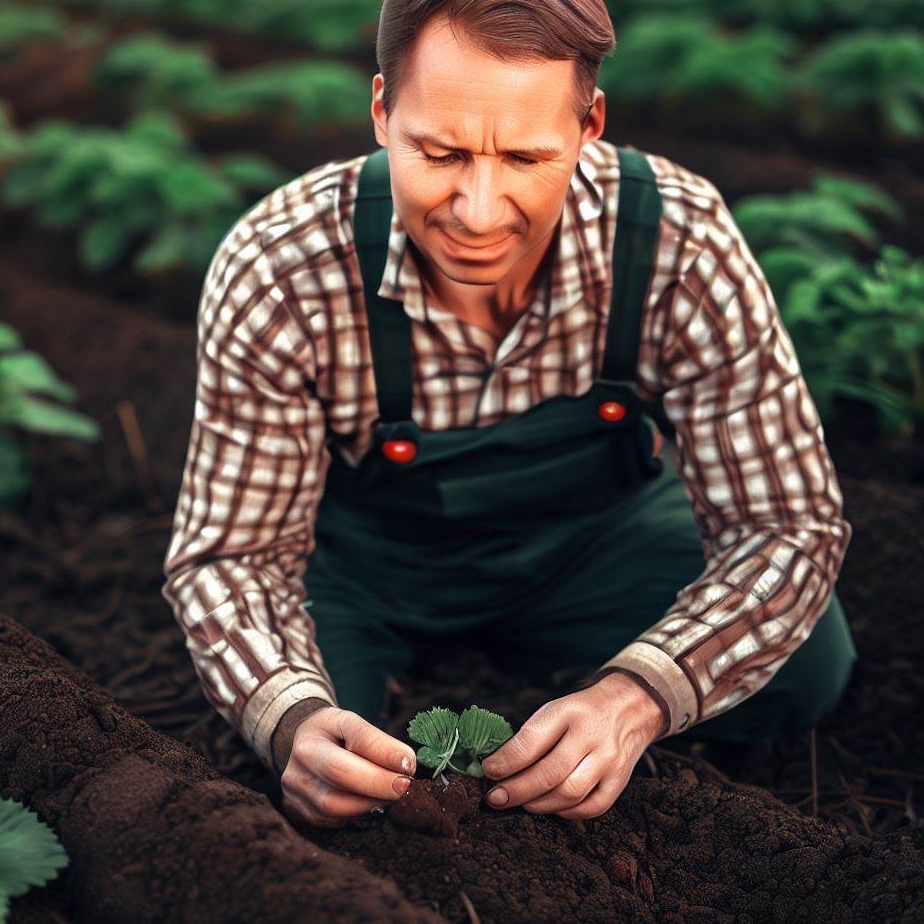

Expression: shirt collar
xmin=374 ymin=144 xmax=606 ymax=325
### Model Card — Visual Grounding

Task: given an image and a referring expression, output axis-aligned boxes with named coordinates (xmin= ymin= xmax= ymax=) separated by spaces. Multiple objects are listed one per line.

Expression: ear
xmin=371 ymin=74 xmax=388 ymax=147
xmin=580 ymin=88 xmax=606 ymax=148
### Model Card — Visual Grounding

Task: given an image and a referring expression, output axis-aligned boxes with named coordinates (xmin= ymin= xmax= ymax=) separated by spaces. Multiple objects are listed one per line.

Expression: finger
xmin=482 ymin=708 xmax=568 ymax=780
xmin=521 ymin=752 xmax=597 ymax=814
xmin=487 ymin=736 xmax=585 ymax=809
xmin=281 ymin=789 xmax=350 ymax=829
xmin=557 ymin=772 xmax=626 ymax=820
xmin=305 ymin=778 xmax=396 ymax=822
xmin=319 ymin=743 xmax=415 ymax=803
xmin=336 ymin=710 xmax=418 ymax=775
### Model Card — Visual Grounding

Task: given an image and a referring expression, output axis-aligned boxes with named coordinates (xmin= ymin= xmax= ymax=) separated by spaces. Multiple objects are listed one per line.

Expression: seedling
xmin=0 ymin=797 xmax=69 ymax=923
xmin=407 ymin=705 xmax=513 ymax=780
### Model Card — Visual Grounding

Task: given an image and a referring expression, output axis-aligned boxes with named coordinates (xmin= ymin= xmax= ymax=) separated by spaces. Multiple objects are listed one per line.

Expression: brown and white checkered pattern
xmin=161 ymin=138 xmax=851 ymax=770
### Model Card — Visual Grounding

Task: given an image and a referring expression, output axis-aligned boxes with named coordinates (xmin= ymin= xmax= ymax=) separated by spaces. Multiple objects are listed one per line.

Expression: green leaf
xmin=407 ymin=706 xmax=459 ymax=750
xmin=407 ymin=707 xmax=461 ymax=778
xmin=0 ymin=323 xmax=23 ymax=351
xmin=811 ymin=174 xmax=904 ymax=224
xmin=0 ymin=352 xmax=77 ymax=402
xmin=218 ymin=155 xmax=291 ymax=192
xmin=80 ymin=216 xmax=133 ymax=272
xmin=457 ymin=705 xmax=513 ymax=759
xmin=0 ymin=798 xmax=69 ymax=901
xmin=415 ymin=745 xmax=442 ymax=770
xmin=2 ymin=395 xmax=101 ymax=441
xmin=133 ymin=226 xmax=190 ymax=275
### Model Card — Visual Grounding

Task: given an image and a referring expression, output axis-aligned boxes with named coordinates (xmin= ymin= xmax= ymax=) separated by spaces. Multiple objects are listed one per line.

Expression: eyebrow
xmin=401 ymin=129 xmax=563 ymax=160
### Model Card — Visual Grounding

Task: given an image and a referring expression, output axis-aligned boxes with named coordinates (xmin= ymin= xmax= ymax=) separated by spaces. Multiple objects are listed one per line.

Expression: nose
xmin=449 ymin=157 xmax=510 ymax=240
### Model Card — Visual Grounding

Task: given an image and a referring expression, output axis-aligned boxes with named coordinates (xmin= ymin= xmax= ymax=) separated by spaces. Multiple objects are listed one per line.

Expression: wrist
xmin=270 ymin=697 xmax=336 ymax=776
xmin=592 ymin=668 xmax=670 ymax=741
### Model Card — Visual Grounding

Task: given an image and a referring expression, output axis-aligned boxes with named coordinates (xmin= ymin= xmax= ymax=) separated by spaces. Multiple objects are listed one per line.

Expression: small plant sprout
xmin=407 ymin=705 xmax=513 ymax=780
xmin=0 ymin=797 xmax=69 ymax=922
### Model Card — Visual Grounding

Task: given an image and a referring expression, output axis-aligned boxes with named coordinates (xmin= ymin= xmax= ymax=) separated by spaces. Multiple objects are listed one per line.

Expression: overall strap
xmin=354 ymin=147 xmax=413 ymax=422
xmin=600 ymin=146 xmax=675 ymax=441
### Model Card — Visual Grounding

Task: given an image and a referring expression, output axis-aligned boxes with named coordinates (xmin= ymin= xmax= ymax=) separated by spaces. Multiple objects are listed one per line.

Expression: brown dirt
xmin=0 ymin=612 xmax=446 ymax=924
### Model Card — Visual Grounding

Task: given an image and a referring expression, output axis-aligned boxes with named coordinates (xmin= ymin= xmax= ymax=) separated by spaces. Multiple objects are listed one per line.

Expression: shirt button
xmin=598 ymin=401 xmax=627 ymax=422
xmin=382 ymin=439 xmax=418 ymax=463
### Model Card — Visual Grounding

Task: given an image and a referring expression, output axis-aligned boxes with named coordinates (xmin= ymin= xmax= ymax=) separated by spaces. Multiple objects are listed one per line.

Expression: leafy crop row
xmin=34 ymin=0 xmax=382 ymax=53
xmin=9 ymin=4 xmax=924 ymax=147
xmin=30 ymin=0 xmax=924 ymax=47
xmin=91 ymin=33 xmax=369 ymax=133
xmin=0 ymin=109 xmax=291 ymax=275
xmin=733 ymin=177 xmax=923 ymax=436
xmin=607 ymin=0 xmax=924 ymax=33
xmin=599 ymin=16 xmax=924 ymax=143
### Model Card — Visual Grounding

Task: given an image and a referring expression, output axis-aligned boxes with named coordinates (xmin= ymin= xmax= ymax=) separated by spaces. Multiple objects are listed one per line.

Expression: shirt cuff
xmin=242 ymin=669 xmax=338 ymax=772
xmin=270 ymin=697 xmax=337 ymax=776
xmin=596 ymin=641 xmax=699 ymax=739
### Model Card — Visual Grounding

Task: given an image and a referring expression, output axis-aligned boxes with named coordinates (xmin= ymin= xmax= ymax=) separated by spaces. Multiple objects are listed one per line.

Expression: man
xmin=162 ymin=0 xmax=857 ymax=829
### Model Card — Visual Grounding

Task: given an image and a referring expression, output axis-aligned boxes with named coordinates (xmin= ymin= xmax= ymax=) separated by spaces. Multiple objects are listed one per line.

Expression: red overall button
xmin=382 ymin=439 xmax=418 ymax=463
xmin=598 ymin=401 xmax=627 ymax=422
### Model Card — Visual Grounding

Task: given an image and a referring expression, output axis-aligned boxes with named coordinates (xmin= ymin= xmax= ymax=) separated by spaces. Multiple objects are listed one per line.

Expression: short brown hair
xmin=375 ymin=0 xmax=617 ymax=126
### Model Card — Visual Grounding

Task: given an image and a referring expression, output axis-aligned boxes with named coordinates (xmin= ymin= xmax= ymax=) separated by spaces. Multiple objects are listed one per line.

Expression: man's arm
xmin=162 ymin=214 xmax=339 ymax=773
xmin=583 ymin=188 xmax=852 ymax=740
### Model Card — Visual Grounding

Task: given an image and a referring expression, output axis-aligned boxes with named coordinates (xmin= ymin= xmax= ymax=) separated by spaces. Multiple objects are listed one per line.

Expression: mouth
xmin=439 ymin=227 xmax=513 ymax=258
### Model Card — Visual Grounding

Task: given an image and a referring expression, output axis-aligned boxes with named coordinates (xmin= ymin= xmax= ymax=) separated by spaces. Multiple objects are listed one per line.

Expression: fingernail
xmin=393 ymin=775 xmax=412 ymax=796
xmin=487 ymin=787 xmax=508 ymax=807
xmin=401 ymin=755 xmax=413 ymax=773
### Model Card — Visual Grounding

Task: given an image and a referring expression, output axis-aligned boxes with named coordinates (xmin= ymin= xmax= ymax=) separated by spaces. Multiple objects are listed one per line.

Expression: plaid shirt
xmin=162 ymin=138 xmax=852 ymax=772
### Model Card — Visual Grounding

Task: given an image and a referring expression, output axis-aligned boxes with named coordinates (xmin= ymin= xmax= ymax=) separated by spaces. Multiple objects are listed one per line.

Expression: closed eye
xmin=423 ymin=151 xmax=538 ymax=168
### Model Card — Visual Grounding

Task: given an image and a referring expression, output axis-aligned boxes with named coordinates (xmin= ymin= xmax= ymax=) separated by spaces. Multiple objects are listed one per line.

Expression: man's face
xmin=371 ymin=13 xmax=604 ymax=290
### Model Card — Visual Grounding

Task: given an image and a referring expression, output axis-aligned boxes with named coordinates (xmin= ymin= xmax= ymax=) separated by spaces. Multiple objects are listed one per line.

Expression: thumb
xmin=340 ymin=711 xmax=418 ymax=775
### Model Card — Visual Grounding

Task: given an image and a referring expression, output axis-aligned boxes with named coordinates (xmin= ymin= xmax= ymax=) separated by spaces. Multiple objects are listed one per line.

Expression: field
xmin=1 ymin=4 xmax=923 ymax=922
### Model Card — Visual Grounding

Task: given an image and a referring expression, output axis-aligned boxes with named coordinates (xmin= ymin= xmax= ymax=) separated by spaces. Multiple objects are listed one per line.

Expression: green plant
xmin=407 ymin=706 xmax=513 ymax=779
xmin=0 ymin=323 xmax=101 ymax=507
xmin=732 ymin=174 xmax=903 ymax=303
xmin=604 ymin=0 xmax=924 ymax=32
xmin=781 ymin=245 xmax=924 ymax=437
xmin=202 ymin=60 xmax=370 ymax=132
xmin=0 ymin=5 xmax=67 ymax=60
xmin=598 ymin=14 xmax=795 ymax=109
xmin=0 ymin=111 xmax=291 ymax=275
xmin=0 ymin=797 xmax=69 ymax=923
xmin=52 ymin=0 xmax=381 ymax=52
xmin=91 ymin=32 xmax=220 ymax=110
xmin=792 ymin=30 xmax=924 ymax=141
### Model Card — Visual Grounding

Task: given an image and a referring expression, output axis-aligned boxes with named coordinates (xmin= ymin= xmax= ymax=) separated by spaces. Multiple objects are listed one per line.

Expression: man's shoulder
xmin=585 ymin=138 xmax=727 ymax=231
xmin=222 ymin=151 xmax=371 ymax=272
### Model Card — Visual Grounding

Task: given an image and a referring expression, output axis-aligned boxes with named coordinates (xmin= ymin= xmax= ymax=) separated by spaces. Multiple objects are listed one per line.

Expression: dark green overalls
xmin=302 ymin=146 xmax=857 ymax=744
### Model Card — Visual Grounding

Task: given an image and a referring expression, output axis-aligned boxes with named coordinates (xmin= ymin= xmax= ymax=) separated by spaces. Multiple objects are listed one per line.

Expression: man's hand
xmin=279 ymin=707 xmax=418 ymax=829
xmin=479 ymin=672 xmax=668 ymax=819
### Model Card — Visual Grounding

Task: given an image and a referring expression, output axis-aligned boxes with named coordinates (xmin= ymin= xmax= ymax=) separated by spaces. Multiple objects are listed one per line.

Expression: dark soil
xmin=0 ymin=612 xmax=445 ymax=924
xmin=1 ymin=20 xmax=923 ymax=923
